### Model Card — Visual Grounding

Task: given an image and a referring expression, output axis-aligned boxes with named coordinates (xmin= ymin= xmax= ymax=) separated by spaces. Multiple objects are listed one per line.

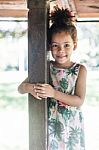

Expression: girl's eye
xmin=51 ymin=44 xmax=59 ymax=49
xmin=64 ymin=44 xmax=71 ymax=48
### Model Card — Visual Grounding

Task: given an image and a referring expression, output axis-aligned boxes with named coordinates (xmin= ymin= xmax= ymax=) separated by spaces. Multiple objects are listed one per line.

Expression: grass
xmin=0 ymin=82 xmax=27 ymax=110
xmin=0 ymin=81 xmax=28 ymax=150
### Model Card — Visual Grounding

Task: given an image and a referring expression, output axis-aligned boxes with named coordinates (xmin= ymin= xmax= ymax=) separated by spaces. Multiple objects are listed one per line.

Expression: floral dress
xmin=48 ymin=61 xmax=85 ymax=150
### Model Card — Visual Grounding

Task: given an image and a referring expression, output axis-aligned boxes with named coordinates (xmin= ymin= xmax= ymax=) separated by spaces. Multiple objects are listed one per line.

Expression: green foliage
xmin=0 ymin=22 xmax=27 ymax=39
xmin=0 ymin=29 xmax=27 ymax=39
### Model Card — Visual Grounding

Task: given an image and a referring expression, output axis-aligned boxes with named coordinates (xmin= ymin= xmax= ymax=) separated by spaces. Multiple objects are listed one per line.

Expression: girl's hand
xmin=34 ymin=83 xmax=55 ymax=99
xmin=26 ymin=83 xmax=42 ymax=100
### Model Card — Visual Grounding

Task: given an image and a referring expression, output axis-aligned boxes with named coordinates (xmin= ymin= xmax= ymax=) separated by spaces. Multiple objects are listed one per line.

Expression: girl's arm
xmin=34 ymin=65 xmax=87 ymax=107
xmin=18 ymin=77 xmax=41 ymax=100
xmin=18 ymin=77 xmax=29 ymax=94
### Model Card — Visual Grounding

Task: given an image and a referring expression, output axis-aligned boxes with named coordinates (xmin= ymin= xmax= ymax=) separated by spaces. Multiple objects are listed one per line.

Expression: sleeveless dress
xmin=48 ymin=61 xmax=85 ymax=150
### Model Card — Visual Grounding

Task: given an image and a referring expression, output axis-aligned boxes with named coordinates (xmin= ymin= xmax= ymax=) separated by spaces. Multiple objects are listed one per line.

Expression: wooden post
xmin=28 ymin=0 xmax=49 ymax=150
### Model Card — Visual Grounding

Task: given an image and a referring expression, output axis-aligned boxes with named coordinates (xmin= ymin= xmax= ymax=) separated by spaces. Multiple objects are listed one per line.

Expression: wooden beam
xmin=0 ymin=0 xmax=26 ymax=2
xmin=74 ymin=0 xmax=99 ymax=18
xmin=0 ymin=0 xmax=27 ymax=17
xmin=28 ymin=0 xmax=48 ymax=150
xmin=0 ymin=9 xmax=28 ymax=17
xmin=77 ymin=13 xmax=99 ymax=18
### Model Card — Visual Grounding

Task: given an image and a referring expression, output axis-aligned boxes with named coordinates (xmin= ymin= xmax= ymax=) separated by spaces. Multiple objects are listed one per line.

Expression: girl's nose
xmin=58 ymin=45 xmax=65 ymax=52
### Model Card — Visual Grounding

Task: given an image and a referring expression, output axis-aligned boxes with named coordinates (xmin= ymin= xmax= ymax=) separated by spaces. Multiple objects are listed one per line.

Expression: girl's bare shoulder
xmin=80 ymin=64 xmax=87 ymax=73
xmin=78 ymin=64 xmax=87 ymax=79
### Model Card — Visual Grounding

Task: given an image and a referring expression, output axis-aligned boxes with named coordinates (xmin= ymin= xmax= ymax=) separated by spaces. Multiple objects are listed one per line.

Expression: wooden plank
xmin=74 ymin=0 xmax=99 ymax=18
xmin=0 ymin=0 xmax=25 ymax=2
xmin=0 ymin=9 xmax=28 ymax=17
xmin=0 ymin=0 xmax=26 ymax=5
xmin=0 ymin=0 xmax=27 ymax=17
xmin=0 ymin=0 xmax=27 ymax=9
xmin=28 ymin=0 xmax=48 ymax=150
xmin=77 ymin=12 xmax=99 ymax=18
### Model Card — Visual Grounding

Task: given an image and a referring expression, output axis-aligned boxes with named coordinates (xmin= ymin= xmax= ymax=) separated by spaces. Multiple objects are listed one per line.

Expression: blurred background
xmin=0 ymin=20 xmax=28 ymax=150
xmin=0 ymin=20 xmax=99 ymax=150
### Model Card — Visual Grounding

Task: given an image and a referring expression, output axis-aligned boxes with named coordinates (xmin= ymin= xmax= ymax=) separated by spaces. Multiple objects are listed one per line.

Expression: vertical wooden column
xmin=28 ymin=1 xmax=49 ymax=150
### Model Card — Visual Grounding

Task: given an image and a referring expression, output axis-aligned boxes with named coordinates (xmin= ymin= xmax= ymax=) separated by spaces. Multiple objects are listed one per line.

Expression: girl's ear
xmin=73 ymin=42 xmax=77 ymax=50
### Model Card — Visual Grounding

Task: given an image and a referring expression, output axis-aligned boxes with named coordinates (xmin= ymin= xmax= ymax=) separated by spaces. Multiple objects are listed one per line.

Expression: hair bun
xmin=50 ymin=6 xmax=75 ymax=25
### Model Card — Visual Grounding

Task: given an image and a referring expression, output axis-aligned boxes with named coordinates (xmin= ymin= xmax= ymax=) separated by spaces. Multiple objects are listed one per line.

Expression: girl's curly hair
xmin=48 ymin=6 xmax=77 ymax=48
xmin=50 ymin=6 xmax=75 ymax=25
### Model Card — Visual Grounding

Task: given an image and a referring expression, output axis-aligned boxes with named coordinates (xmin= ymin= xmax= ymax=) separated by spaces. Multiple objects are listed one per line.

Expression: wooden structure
xmin=28 ymin=1 xmax=49 ymax=149
xmin=0 ymin=0 xmax=28 ymax=17
xmin=0 ymin=0 xmax=99 ymax=18
xmin=0 ymin=0 xmax=99 ymax=150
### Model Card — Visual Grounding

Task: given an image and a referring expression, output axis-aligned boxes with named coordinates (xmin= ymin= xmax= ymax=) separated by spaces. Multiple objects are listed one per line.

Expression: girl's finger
xmin=35 ymin=89 xmax=45 ymax=94
xmin=37 ymin=93 xmax=47 ymax=99
xmin=35 ymin=93 xmax=42 ymax=100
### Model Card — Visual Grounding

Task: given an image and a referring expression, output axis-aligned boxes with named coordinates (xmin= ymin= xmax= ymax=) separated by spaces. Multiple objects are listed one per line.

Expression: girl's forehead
xmin=52 ymin=31 xmax=73 ymax=42
xmin=52 ymin=31 xmax=71 ymax=38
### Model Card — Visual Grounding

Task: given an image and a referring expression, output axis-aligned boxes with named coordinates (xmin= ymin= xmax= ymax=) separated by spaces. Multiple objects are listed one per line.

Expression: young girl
xmin=18 ymin=7 xmax=87 ymax=150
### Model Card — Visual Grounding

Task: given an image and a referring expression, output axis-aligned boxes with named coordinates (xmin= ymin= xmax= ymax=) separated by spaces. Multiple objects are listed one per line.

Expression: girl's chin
xmin=56 ymin=58 xmax=67 ymax=64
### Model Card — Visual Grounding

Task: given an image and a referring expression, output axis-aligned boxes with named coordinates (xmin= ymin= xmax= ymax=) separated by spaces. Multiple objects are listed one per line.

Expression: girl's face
xmin=50 ymin=31 xmax=76 ymax=67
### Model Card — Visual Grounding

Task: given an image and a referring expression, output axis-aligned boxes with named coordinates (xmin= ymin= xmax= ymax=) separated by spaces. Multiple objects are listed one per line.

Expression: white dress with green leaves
xmin=48 ymin=61 xmax=85 ymax=150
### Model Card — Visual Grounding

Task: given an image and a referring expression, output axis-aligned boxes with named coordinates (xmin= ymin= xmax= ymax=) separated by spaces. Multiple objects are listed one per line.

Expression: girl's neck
xmin=53 ymin=61 xmax=74 ymax=69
